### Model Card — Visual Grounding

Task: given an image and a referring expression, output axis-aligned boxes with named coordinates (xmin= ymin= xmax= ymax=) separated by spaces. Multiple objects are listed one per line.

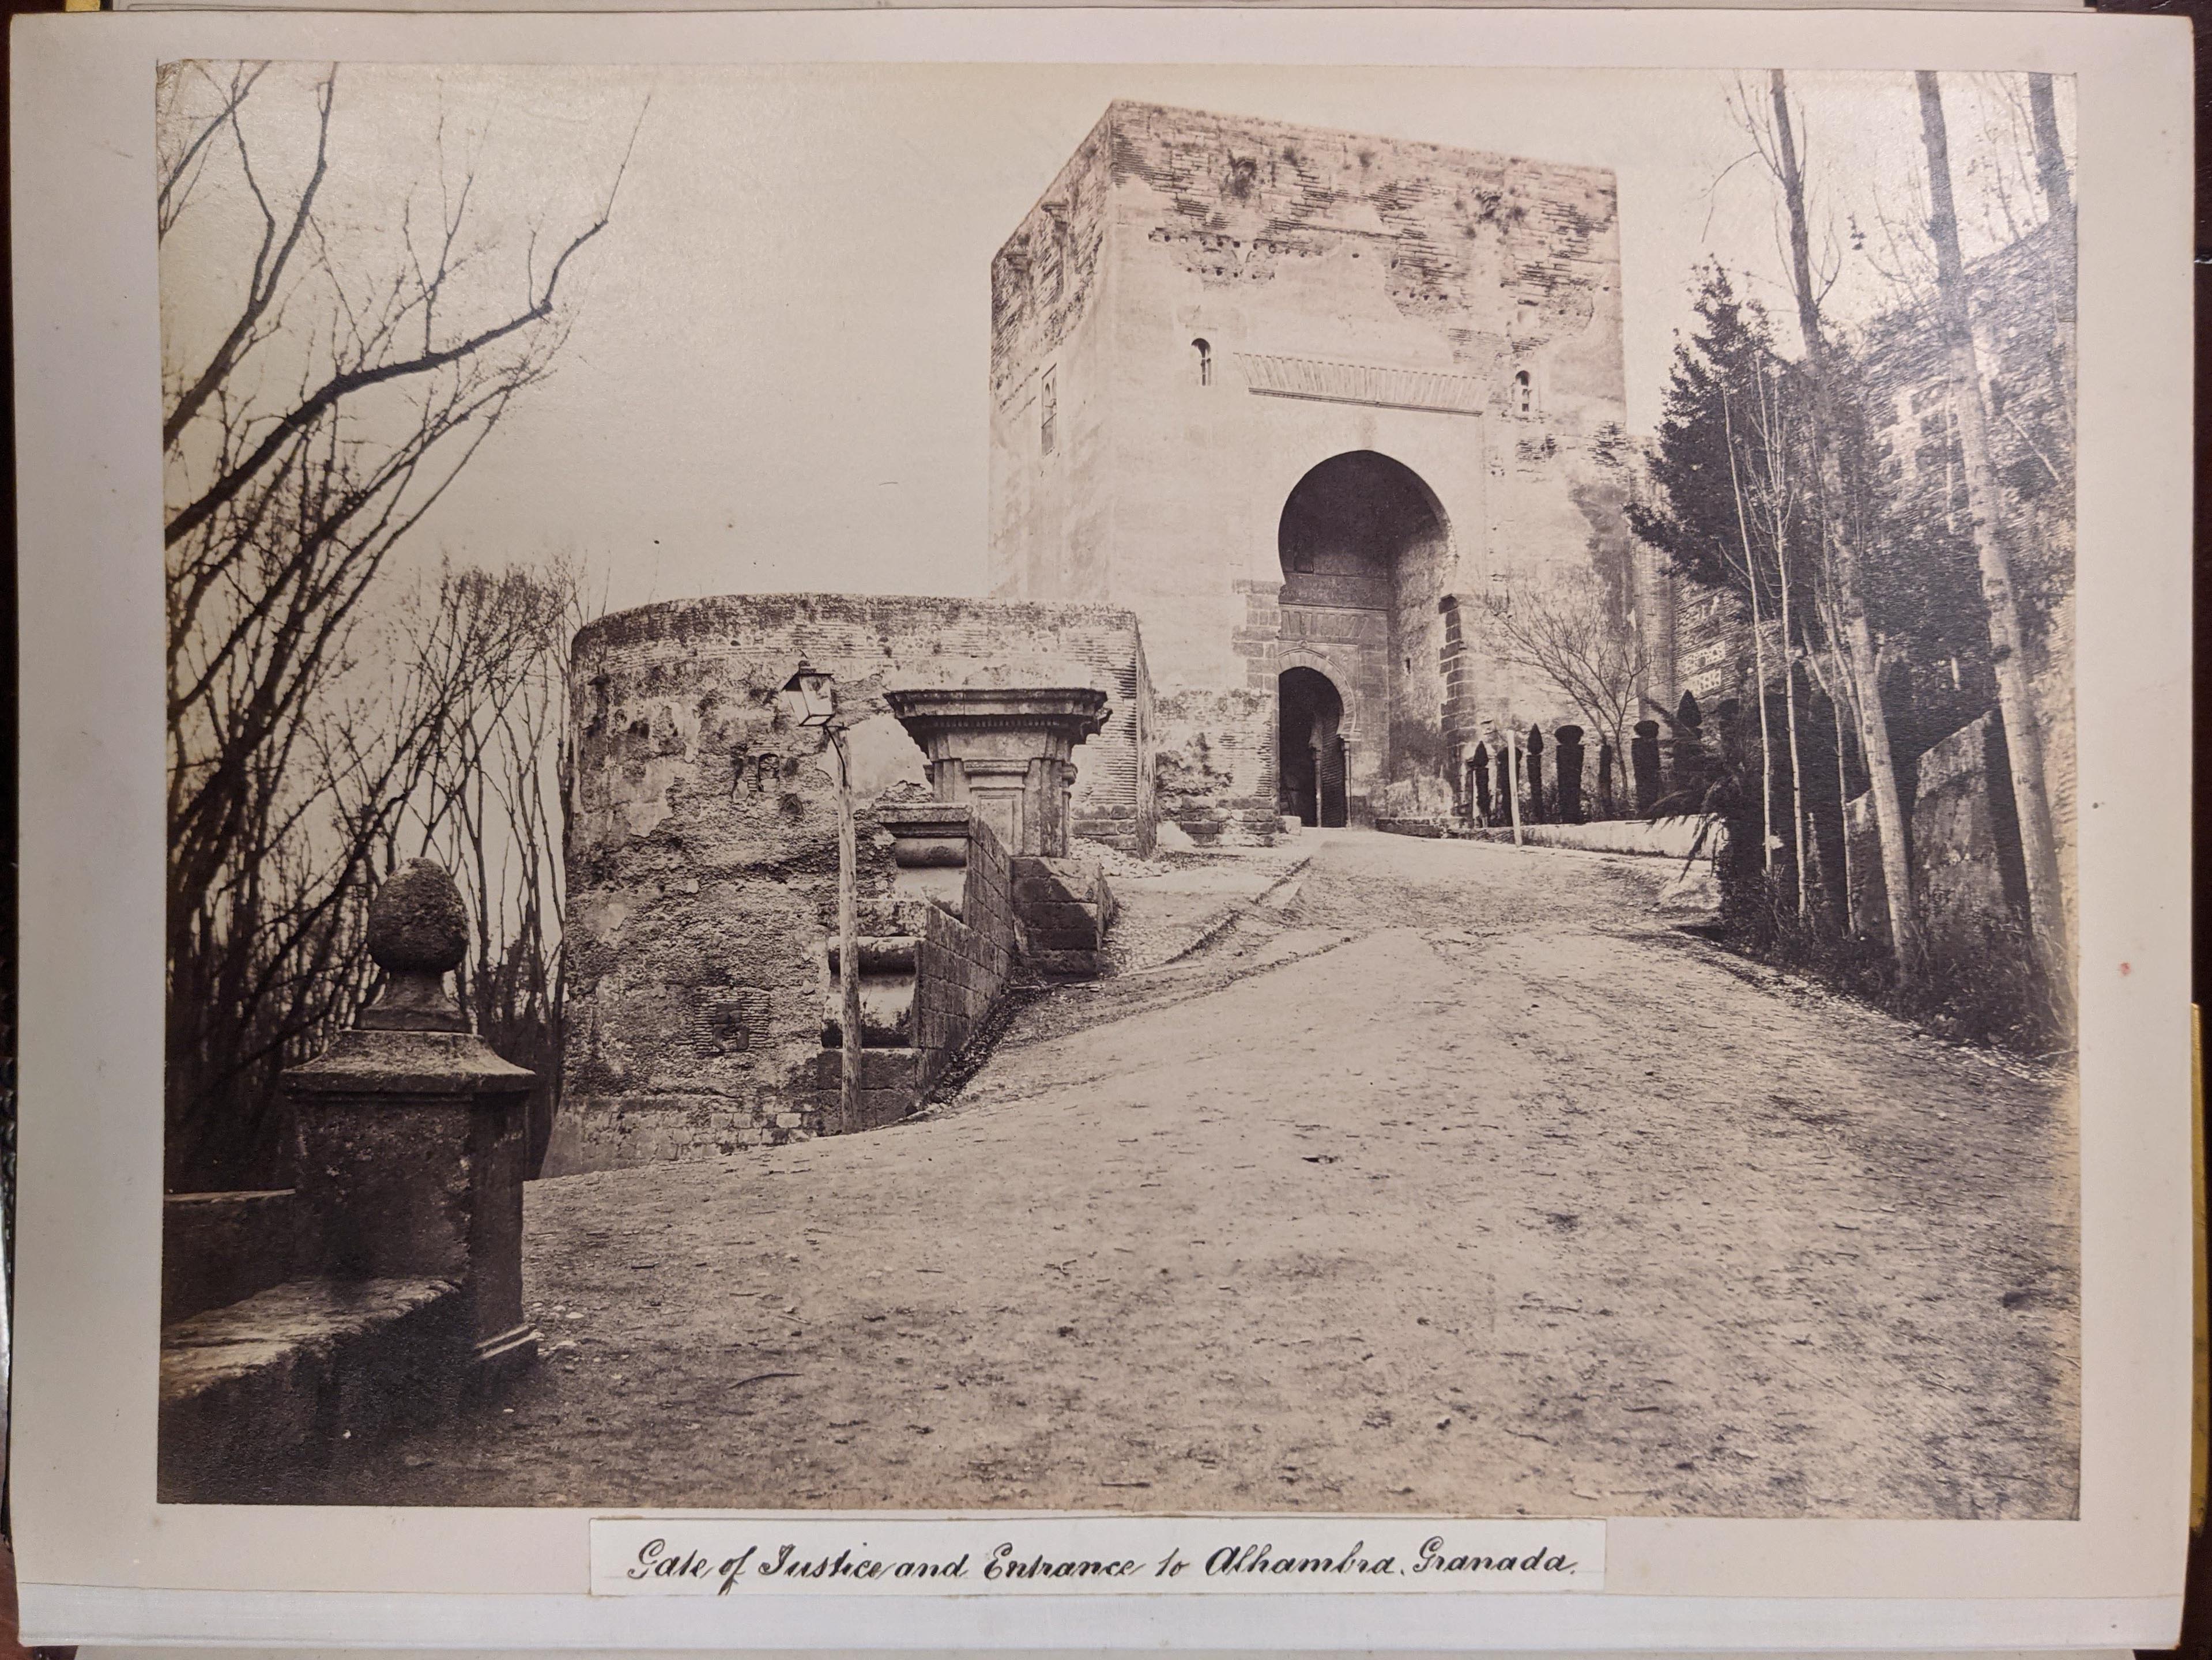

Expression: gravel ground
xmin=336 ymin=829 xmax=2078 ymax=1517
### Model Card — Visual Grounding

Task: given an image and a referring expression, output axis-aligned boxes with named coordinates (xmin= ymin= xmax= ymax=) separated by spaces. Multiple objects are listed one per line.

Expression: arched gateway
xmin=1276 ymin=451 xmax=1452 ymax=827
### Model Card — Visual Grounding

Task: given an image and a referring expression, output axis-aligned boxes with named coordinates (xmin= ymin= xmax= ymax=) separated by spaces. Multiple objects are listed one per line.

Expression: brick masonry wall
xmin=550 ymin=593 xmax=1147 ymax=1174
xmin=911 ymin=812 xmax=1018 ymax=1090
xmin=1857 ymin=218 xmax=2075 ymax=945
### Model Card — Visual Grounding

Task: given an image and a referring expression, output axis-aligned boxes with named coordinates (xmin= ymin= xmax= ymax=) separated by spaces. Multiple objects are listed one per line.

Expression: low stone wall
xmin=1012 ymin=855 xmax=1116 ymax=979
xmin=160 ymin=859 xmax=539 ymax=1501
xmin=160 ymin=1276 xmax=465 ymax=1502
xmin=163 ymin=1189 xmax=315 ymax=1323
xmin=1503 ymin=816 xmax=1710 ymax=859
xmin=1382 ymin=815 xmax=1710 ymax=859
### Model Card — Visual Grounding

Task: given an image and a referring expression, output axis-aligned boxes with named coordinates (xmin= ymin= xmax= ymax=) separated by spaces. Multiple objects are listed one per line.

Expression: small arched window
xmin=1193 ymin=338 xmax=1213 ymax=387
xmin=1514 ymin=369 xmax=1534 ymax=417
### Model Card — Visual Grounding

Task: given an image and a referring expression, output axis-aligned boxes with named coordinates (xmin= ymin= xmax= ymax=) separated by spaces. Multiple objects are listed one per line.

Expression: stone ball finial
xmin=367 ymin=860 xmax=470 ymax=974
xmin=359 ymin=859 xmax=469 ymax=1033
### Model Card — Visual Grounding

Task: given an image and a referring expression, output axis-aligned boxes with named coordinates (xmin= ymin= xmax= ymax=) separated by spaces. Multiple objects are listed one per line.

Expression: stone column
xmin=1554 ymin=725 xmax=1585 ymax=824
xmin=1631 ymin=720 xmax=1663 ymax=815
xmin=285 ymin=860 xmax=540 ymax=1390
xmin=884 ymin=686 xmax=1110 ymax=857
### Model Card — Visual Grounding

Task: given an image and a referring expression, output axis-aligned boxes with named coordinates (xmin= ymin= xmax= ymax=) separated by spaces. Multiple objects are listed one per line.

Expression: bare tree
xmin=1755 ymin=69 xmax=1921 ymax=970
xmin=1474 ymin=580 xmax=1650 ymax=787
xmin=161 ymin=63 xmax=638 ymax=1186
xmin=382 ymin=559 xmax=593 ymax=1176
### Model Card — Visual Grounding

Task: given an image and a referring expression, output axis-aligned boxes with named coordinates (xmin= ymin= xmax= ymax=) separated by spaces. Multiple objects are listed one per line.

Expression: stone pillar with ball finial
xmin=284 ymin=859 xmax=541 ymax=1391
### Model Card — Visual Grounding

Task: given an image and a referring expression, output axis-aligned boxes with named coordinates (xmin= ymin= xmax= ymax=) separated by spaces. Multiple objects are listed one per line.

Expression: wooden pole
xmin=1506 ymin=729 xmax=1525 ymax=847
xmin=833 ymin=727 xmax=861 ymax=1136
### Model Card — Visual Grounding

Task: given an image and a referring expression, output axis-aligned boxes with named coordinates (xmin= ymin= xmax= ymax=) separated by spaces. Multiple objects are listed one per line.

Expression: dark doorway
xmin=1279 ymin=667 xmax=1347 ymax=828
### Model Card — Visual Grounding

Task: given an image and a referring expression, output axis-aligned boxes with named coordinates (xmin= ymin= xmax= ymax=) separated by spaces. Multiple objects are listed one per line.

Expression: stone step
xmin=1024 ymin=947 xmax=1106 ymax=981
xmin=1024 ymin=927 xmax=1110 ymax=954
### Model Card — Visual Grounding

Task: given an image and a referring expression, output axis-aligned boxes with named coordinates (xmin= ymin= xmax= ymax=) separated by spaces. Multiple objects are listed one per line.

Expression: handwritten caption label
xmin=590 ymin=1517 xmax=1604 ymax=1595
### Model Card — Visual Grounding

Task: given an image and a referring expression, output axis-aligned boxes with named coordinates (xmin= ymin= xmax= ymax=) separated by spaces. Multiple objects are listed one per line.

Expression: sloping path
xmin=344 ymin=831 xmax=2078 ymax=1517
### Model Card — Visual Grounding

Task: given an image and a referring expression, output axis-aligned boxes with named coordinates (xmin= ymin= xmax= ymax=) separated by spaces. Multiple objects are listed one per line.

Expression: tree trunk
xmin=1916 ymin=71 xmax=2071 ymax=994
xmin=2027 ymin=73 xmax=2077 ymax=398
xmin=1769 ymin=69 xmax=1920 ymax=971
xmin=1763 ymin=369 xmax=1812 ymax=923
xmin=1779 ymin=578 xmax=1810 ymax=923
xmin=1723 ymin=399 xmax=1776 ymax=879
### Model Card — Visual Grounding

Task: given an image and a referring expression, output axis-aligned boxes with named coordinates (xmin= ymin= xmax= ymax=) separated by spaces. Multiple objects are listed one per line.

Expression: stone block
xmin=158 ymin=1276 xmax=466 ymax=1502
xmin=1016 ymin=900 xmax=1103 ymax=934
xmin=814 ymin=1046 xmax=920 ymax=1094
xmin=1843 ymin=790 xmax=1891 ymax=946
xmin=1912 ymin=712 xmax=2029 ymax=945
xmin=1024 ymin=948 xmax=1106 ymax=980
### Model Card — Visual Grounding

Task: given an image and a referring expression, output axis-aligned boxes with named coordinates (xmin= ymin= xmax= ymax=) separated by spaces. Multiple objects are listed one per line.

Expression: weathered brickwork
xmin=990 ymin=102 xmax=1631 ymax=837
xmin=812 ymin=807 xmax=1023 ymax=1129
xmin=910 ymin=813 xmax=1016 ymax=1072
xmin=1859 ymin=217 xmax=2075 ymax=936
xmin=1910 ymin=713 xmax=2030 ymax=940
xmin=552 ymin=594 xmax=1144 ymax=1173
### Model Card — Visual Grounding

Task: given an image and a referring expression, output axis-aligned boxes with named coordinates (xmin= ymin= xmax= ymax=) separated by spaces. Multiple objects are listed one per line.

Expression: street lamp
xmin=781 ymin=660 xmax=836 ymax=729
xmin=783 ymin=661 xmax=861 ymax=1136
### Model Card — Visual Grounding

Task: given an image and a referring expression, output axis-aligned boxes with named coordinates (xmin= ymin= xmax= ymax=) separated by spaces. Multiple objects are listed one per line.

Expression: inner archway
xmin=1278 ymin=667 xmax=1347 ymax=828
xmin=1276 ymin=451 xmax=1452 ymax=825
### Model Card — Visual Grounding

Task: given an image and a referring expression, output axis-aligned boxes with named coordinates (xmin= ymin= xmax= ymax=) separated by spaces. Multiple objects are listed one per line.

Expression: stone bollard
xmin=1667 ymin=691 xmax=1708 ymax=805
xmin=1554 ymin=725 xmax=1585 ymax=824
xmin=1631 ymin=720 xmax=1662 ymax=816
xmin=285 ymin=859 xmax=540 ymax=1395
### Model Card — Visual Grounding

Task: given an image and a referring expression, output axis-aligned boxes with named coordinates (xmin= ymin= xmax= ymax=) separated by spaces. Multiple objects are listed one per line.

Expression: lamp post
xmin=782 ymin=661 xmax=860 ymax=1136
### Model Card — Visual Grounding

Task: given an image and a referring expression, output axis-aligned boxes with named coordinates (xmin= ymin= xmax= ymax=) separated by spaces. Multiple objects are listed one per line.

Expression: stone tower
xmin=988 ymin=101 xmax=1635 ymax=838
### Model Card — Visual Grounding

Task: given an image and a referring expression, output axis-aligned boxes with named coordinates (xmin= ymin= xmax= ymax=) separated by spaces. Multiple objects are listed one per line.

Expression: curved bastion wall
xmin=547 ymin=593 xmax=1151 ymax=1174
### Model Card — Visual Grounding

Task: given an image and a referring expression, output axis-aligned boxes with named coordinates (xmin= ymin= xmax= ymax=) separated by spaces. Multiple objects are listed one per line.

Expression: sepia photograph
xmin=154 ymin=59 xmax=2082 ymax=1521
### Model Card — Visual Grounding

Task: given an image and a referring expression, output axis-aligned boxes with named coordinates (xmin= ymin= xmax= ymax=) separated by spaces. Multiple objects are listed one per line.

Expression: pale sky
xmin=160 ymin=61 xmax=2072 ymax=615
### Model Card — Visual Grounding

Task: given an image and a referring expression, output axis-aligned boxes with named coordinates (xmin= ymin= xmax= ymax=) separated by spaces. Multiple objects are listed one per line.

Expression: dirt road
xmin=347 ymin=829 xmax=2078 ymax=1517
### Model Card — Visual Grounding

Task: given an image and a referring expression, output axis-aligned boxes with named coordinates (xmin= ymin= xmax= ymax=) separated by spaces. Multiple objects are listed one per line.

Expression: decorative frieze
xmin=1236 ymin=352 xmax=1490 ymax=417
